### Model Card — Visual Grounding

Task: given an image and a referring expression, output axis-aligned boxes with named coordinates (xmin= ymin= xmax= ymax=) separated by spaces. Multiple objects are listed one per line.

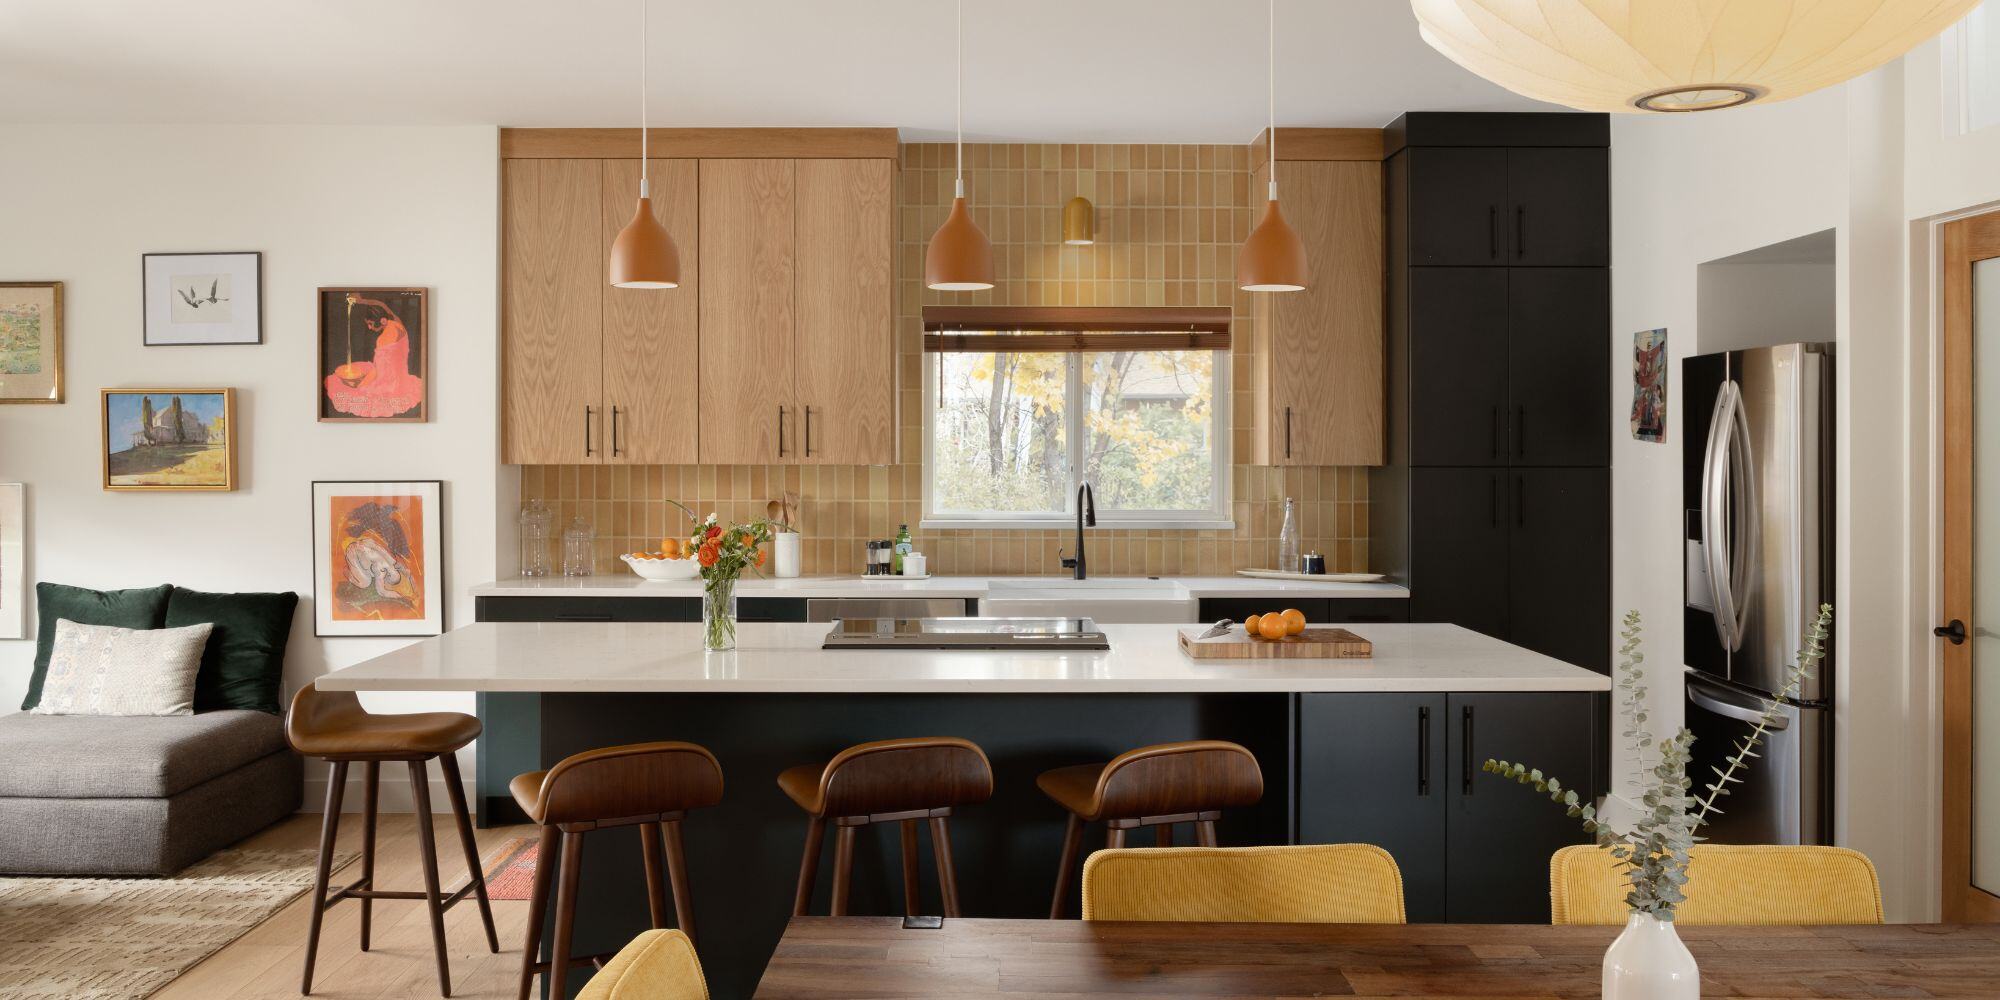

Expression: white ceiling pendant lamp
xmin=925 ymin=0 xmax=995 ymax=292
xmin=608 ymin=0 xmax=680 ymax=288
xmin=1411 ymin=0 xmax=1982 ymax=113
xmin=1237 ymin=0 xmax=1308 ymax=293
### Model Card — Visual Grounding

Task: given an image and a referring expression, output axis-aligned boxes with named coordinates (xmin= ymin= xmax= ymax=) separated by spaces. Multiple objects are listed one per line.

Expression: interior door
xmin=1942 ymin=209 xmax=2000 ymax=921
xmin=601 ymin=158 xmax=699 ymax=464
xmin=1408 ymin=268 xmax=1509 ymax=467
xmin=698 ymin=159 xmax=796 ymax=464
xmin=794 ymin=158 xmax=895 ymax=465
xmin=502 ymin=158 xmax=604 ymax=464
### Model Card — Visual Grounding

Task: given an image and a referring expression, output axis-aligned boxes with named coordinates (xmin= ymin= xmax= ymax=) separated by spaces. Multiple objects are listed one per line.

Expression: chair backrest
xmin=1550 ymin=844 xmax=1884 ymax=925
xmin=1095 ymin=740 xmax=1263 ymax=818
xmin=1082 ymin=844 xmax=1405 ymax=923
xmin=817 ymin=736 xmax=993 ymax=817
xmin=577 ymin=929 xmax=708 ymax=1000
xmin=284 ymin=684 xmax=368 ymax=749
xmin=537 ymin=742 xmax=725 ymax=825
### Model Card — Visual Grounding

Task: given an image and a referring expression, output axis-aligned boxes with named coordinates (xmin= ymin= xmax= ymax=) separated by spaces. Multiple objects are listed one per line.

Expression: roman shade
xmin=922 ymin=306 xmax=1230 ymax=353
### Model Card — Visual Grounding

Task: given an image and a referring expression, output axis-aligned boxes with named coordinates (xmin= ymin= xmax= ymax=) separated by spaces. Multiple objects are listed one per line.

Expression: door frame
xmin=1941 ymin=209 xmax=2000 ymax=922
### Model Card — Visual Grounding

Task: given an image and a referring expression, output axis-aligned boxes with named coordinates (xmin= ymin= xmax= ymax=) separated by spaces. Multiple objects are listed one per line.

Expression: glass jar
xmin=561 ymin=516 xmax=595 ymax=577
xmin=517 ymin=500 xmax=553 ymax=578
xmin=1277 ymin=497 xmax=1302 ymax=573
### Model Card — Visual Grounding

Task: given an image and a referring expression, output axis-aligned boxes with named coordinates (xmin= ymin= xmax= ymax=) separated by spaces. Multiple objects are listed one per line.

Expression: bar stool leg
xmin=1049 ymin=813 xmax=1085 ymax=919
xmin=1107 ymin=826 xmax=1128 ymax=849
xmin=358 ymin=761 xmax=378 ymax=952
xmin=1197 ymin=820 xmax=1218 ymax=847
xmin=438 ymin=753 xmax=499 ymax=953
xmin=1156 ymin=823 xmax=1173 ymax=847
xmin=830 ymin=824 xmax=857 ymax=916
xmin=549 ymin=830 xmax=586 ymax=1000
xmin=792 ymin=816 xmax=825 ymax=917
xmin=409 ymin=760 xmax=453 ymax=997
xmin=930 ymin=816 xmax=961 ymax=918
xmin=300 ymin=759 xmax=348 ymax=996
xmin=899 ymin=819 xmax=922 ymax=916
xmin=639 ymin=821 xmax=669 ymax=929
xmin=663 ymin=819 xmax=697 ymax=946
xmin=515 ymin=825 xmax=560 ymax=1000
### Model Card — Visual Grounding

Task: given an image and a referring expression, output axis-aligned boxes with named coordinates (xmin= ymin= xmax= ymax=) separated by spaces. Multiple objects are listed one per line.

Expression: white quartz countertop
xmin=470 ymin=574 xmax=1410 ymax=601
xmin=314 ymin=622 xmax=1606 ymax=694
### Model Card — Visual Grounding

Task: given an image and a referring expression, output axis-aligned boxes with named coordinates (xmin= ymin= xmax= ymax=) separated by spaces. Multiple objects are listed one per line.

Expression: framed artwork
xmin=1631 ymin=328 xmax=1667 ymax=443
xmin=318 ymin=287 xmax=428 ymax=422
xmin=312 ymin=480 xmax=444 ymax=637
xmin=0 ymin=281 xmax=63 ymax=403
xmin=101 ymin=389 xmax=237 ymax=491
xmin=142 ymin=251 xmax=262 ymax=345
xmin=1 ymin=484 xmax=23 ymax=640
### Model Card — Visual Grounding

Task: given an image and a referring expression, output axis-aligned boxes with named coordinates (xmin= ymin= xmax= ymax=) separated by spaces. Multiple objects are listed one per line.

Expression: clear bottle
xmin=561 ymin=516 xmax=595 ymax=577
xmin=517 ymin=499 xmax=553 ymax=578
xmin=1277 ymin=497 xmax=1302 ymax=573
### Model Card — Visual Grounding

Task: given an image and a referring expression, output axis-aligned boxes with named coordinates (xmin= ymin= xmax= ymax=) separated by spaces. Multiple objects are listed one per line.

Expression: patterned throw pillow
xmin=30 ymin=618 xmax=214 ymax=717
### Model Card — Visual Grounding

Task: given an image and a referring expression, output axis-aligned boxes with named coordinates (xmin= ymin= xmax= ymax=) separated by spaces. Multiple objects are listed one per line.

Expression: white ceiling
xmin=0 ymin=0 xmax=1555 ymax=141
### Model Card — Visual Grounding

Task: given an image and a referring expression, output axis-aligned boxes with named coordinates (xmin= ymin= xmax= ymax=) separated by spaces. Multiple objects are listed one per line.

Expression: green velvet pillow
xmin=25 ymin=582 xmax=175 ymax=710
xmin=164 ymin=587 xmax=300 ymax=715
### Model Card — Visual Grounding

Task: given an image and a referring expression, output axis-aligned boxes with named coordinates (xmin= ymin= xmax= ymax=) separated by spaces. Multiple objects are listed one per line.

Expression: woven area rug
xmin=483 ymin=836 xmax=539 ymax=901
xmin=0 ymin=847 xmax=353 ymax=1000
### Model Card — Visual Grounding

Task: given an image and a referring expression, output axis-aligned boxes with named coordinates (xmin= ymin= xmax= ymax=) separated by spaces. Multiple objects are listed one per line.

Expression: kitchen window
xmin=921 ymin=307 xmax=1232 ymax=529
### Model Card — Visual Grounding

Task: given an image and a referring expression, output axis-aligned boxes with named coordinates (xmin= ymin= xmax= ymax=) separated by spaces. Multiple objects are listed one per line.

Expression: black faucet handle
xmin=1060 ymin=555 xmax=1079 ymax=569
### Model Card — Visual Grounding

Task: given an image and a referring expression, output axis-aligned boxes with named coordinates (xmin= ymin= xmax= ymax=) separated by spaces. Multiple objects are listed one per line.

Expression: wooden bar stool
xmin=285 ymin=685 xmax=497 ymax=997
xmin=509 ymin=741 xmax=724 ymax=1000
xmin=1038 ymin=739 xmax=1264 ymax=918
xmin=779 ymin=737 xmax=992 ymax=917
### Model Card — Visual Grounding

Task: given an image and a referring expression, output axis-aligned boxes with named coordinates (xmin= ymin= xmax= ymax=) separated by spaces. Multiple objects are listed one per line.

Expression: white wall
xmin=0 ymin=124 xmax=501 ymax=811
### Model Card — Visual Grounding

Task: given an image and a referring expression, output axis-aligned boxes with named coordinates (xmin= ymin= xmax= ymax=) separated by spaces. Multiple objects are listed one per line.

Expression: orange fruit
xmin=1280 ymin=608 xmax=1307 ymax=635
xmin=1257 ymin=615 xmax=1290 ymax=641
xmin=662 ymin=538 xmax=683 ymax=558
xmin=1243 ymin=614 xmax=1264 ymax=637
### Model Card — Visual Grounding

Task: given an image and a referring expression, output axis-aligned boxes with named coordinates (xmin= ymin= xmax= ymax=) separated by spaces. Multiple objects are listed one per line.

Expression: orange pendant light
xmin=925 ymin=0 xmax=994 ymax=292
xmin=1237 ymin=0 xmax=1307 ymax=293
xmin=609 ymin=0 xmax=680 ymax=289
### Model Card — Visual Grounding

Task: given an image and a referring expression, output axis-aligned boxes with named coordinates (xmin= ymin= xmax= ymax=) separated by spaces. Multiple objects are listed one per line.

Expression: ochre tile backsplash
xmin=523 ymin=142 xmax=1369 ymax=577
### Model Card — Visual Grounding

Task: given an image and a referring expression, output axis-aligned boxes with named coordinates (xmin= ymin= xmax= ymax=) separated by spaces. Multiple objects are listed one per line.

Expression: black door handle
xmin=1460 ymin=705 xmax=1476 ymax=795
xmin=1284 ymin=406 xmax=1293 ymax=460
xmin=804 ymin=405 xmax=815 ymax=458
xmin=1936 ymin=619 xmax=1968 ymax=645
xmin=1515 ymin=404 xmax=1525 ymax=460
xmin=584 ymin=406 xmax=596 ymax=458
xmin=611 ymin=406 xmax=624 ymax=458
xmin=777 ymin=405 xmax=787 ymax=458
xmin=1488 ymin=205 xmax=1498 ymax=259
xmin=1516 ymin=205 xmax=1526 ymax=258
xmin=1490 ymin=405 xmax=1501 ymax=461
xmin=1417 ymin=705 xmax=1432 ymax=797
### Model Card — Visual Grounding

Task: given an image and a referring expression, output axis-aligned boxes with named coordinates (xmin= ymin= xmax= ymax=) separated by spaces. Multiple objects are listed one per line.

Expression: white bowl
xmin=621 ymin=553 xmax=699 ymax=581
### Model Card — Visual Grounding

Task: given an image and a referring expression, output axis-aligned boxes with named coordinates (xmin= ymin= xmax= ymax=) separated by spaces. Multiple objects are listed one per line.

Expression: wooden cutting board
xmin=1177 ymin=626 xmax=1373 ymax=659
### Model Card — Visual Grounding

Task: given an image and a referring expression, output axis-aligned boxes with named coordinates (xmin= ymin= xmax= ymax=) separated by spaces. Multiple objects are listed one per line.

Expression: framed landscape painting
xmin=101 ymin=389 xmax=236 ymax=491
xmin=318 ymin=287 xmax=428 ymax=422
xmin=142 ymin=251 xmax=262 ymax=345
xmin=312 ymin=480 xmax=444 ymax=637
xmin=0 ymin=281 xmax=62 ymax=403
xmin=1 ymin=484 xmax=23 ymax=640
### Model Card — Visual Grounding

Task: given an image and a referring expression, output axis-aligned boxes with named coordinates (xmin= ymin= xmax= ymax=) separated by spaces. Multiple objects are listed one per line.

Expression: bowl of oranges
xmin=1242 ymin=608 xmax=1309 ymax=640
xmin=621 ymin=537 xmax=699 ymax=581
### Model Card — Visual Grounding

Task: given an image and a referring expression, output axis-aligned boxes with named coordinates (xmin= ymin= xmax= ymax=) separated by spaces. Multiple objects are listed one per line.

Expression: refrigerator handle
xmin=1726 ymin=384 xmax=1760 ymax=646
xmin=1702 ymin=384 xmax=1738 ymax=651
xmin=1688 ymin=681 xmax=1789 ymax=730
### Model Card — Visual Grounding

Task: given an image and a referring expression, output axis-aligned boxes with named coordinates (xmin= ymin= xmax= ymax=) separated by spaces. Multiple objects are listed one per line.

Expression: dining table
xmin=750 ymin=916 xmax=2000 ymax=998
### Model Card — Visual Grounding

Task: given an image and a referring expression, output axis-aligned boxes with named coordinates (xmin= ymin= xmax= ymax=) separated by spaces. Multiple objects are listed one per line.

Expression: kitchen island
xmin=318 ymin=621 xmax=1606 ymax=1000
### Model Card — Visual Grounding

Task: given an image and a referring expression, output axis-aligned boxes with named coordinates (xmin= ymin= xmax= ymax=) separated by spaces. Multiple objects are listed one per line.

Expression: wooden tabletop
xmin=752 ymin=917 xmax=2000 ymax=999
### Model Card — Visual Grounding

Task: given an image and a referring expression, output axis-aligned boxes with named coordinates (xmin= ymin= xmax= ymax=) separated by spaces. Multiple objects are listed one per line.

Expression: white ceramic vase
xmin=1602 ymin=913 xmax=1699 ymax=1000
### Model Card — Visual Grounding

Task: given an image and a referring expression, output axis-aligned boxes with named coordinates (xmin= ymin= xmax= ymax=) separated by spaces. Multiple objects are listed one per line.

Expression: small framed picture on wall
xmin=142 ymin=251 xmax=262 ymax=345
xmin=0 ymin=281 xmax=63 ymax=403
xmin=101 ymin=388 xmax=237 ymax=491
xmin=317 ymin=287 xmax=428 ymax=422
xmin=312 ymin=480 xmax=445 ymax=637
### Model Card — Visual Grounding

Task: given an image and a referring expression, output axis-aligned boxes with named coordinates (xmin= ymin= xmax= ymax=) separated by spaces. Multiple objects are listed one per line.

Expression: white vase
xmin=1602 ymin=913 xmax=1699 ymax=1000
xmin=773 ymin=532 xmax=801 ymax=578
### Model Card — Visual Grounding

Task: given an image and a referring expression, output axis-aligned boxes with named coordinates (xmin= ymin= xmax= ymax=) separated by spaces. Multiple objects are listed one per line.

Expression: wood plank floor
xmin=155 ymin=814 xmax=537 ymax=1000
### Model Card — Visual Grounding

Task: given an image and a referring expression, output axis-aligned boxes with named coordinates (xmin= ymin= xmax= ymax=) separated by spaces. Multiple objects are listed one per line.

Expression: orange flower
xmin=697 ymin=542 xmax=720 ymax=568
xmin=739 ymin=531 xmax=756 ymax=548
xmin=754 ymin=549 xmax=767 ymax=568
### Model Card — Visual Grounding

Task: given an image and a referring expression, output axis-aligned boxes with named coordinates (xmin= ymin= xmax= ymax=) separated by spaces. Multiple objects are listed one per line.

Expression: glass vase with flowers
xmin=680 ymin=511 xmax=773 ymax=651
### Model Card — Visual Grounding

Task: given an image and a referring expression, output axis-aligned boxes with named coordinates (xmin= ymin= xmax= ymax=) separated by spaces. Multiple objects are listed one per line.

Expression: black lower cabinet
xmin=1299 ymin=690 xmax=1598 ymax=923
xmin=1197 ymin=597 xmax=1411 ymax=625
xmin=475 ymin=595 xmax=808 ymax=623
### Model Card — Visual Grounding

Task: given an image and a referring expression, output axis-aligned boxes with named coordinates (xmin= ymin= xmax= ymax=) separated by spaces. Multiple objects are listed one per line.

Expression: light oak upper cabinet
xmin=600 ymin=158 xmax=699 ymax=464
xmin=699 ymin=159 xmax=797 ymax=464
xmin=503 ymin=158 xmax=604 ymax=464
xmin=794 ymin=159 xmax=895 ymax=465
xmin=1250 ymin=157 xmax=1386 ymax=467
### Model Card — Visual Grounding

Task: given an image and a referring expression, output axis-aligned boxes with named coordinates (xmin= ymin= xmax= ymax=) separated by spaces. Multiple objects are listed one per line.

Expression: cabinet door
xmin=1408 ymin=268 xmax=1509 ymax=467
xmin=1508 ymin=268 xmax=1609 ymax=467
xmin=699 ymin=159 xmax=796 ymax=464
xmin=601 ymin=159 xmax=699 ymax=464
xmin=1405 ymin=148 xmax=1508 ymax=266
xmin=795 ymin=159 xmax=895 ymax=465
xmin=503 ymin=158 xmax=604 ymax=464
xmin=1299 ymin=694 xmax=1448 ymax=921
xmin=1505 ymin=148 xmax=1609 ymax=266
xmin=1446 ymin=692 xmax=1599 ymax=923
xmin=1508 ymin=468 xmax=1611 ymax=671
xmin=1410 ymin=468 xmax=1510 ymax=640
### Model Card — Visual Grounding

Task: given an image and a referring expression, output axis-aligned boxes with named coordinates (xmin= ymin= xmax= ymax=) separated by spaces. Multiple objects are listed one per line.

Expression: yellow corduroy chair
xmin=1081 ymin=844 xmax=1405 ymax=923
xmin=1550 ymin=844 xmax=1883 ymax=926
xmin=577 ymin=929 xmax=708 ymax=1000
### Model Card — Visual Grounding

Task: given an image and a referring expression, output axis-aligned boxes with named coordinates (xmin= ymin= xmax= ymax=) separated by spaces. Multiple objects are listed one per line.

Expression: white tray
xmin=857 ymin=573 xmax=931 ymax=581
xmin=1235 ymin=569 xmax=1386 ymax=583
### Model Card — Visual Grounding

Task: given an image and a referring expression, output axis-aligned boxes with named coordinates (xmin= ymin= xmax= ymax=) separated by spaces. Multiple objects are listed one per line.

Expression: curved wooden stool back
xmin=284 ymin=685 xmax=497 ymax=997
xmin=780 ymin=737 xmax=993 ymax=918
xmin=1039 ymin=740 xmax=1264 ymax=918
xmin=513 ymin=741 xmax=723 ymax=1000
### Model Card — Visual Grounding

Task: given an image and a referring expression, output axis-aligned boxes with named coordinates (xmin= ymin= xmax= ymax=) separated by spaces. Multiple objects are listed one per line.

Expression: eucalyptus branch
xmin=1690 ymin=604 xmax=1831 ymax=828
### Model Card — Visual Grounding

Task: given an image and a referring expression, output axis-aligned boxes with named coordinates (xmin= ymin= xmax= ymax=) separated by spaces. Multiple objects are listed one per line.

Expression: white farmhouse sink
xmin=979 ymin=577 xmax=1197 ymax=624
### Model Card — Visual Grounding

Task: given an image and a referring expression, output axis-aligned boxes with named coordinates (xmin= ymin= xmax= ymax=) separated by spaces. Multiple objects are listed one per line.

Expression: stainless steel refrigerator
xmin=1682 ymin=342 xmax=1834 ymax=845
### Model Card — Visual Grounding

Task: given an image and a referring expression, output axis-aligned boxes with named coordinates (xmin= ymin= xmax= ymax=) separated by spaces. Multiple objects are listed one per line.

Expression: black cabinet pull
xmin=1515 ymin=404 xmax=1525 ymax=460
xmin=610 ymin=406 xmax=624 ymax=458
xmin=584 ymin=406 xmax=596 ymax=458
xmin=1461 ymin=704 xmax=1476 ymax=795
xmin=777 ymin=405 xmax=787 ymax=458
xmin=804 ymin=405 xmax=815 ymax=458
xmin=1515 ymin=475 xmax=1525 ymax=528
xmin=1516 ymin=205 xmax=1526 ymax=258
xmin=1284 ymin=406 xmax=1293 ymax=459
xmin=1488 ymin=206 xmax=1498 ymax=259
xmin=1417 ymin=705 xmax=1432 ymax=796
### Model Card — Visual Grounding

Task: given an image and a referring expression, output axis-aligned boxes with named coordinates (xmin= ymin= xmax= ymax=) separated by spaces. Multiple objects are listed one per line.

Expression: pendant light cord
xmin=955 ymin=0 xmax=965 ymax=199
xmin=1267 ymin=0 xmax=1277 ymax=202
xmin=639 ymin=0 xmax=650 ymax=196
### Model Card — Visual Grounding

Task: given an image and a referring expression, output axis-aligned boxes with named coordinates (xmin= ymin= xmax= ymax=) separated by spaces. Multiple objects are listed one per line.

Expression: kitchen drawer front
xmin=1197 ymin=597 xmax=1410 ymax=624
xmin=475 ymin=596 xmax=697 ymax=623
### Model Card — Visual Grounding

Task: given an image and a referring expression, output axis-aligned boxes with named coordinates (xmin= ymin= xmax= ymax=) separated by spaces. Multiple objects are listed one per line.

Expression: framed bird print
xmin=142 ymin=251 xmax=262 ymax=345
xmin=317 ymin=287 xmax=428 ymax=421
xmin=312 ymin=480 xmax=444 ymax=637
